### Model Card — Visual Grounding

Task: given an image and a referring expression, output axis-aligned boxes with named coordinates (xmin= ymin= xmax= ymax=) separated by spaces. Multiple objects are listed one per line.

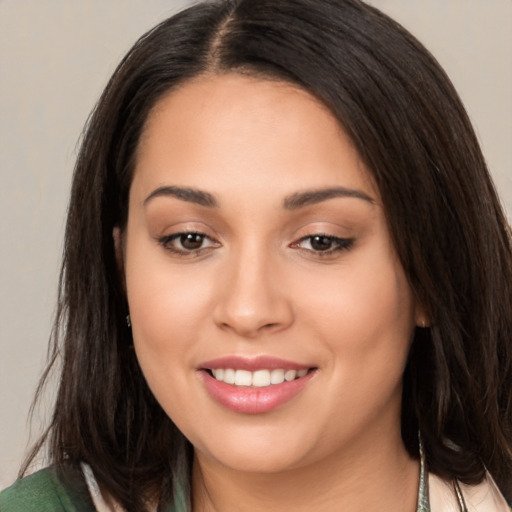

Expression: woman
xmin=1 ymin=0 xmax=511 ymax=510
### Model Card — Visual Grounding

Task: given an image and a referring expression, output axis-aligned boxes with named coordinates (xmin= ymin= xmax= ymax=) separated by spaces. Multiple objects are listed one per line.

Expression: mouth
xmin=205 ymin=367 xmax=312 ymax=387
xmin=197 ymin=357 xmax=317 ymax=414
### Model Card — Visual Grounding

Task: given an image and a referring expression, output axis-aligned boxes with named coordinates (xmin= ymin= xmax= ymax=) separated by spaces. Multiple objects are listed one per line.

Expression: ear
xmin=113 ymin=227 xmax=127 ymax=293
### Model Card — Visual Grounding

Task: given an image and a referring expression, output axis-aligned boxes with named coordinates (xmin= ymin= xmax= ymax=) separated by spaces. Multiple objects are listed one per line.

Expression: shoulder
xmin=0 ymin=463 xmax=96 ymax=511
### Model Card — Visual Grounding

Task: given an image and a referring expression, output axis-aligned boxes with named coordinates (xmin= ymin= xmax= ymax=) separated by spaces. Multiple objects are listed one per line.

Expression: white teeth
xmin=212 ymin=369 xmax=224 ymax=380
xmin=224 ymin=368 xmax=236 ymax=384
xmin=210 ymin=368 xmax=309 ymax=387
xmin=284 ymin=370 xmax=297 ymax=381
xmin=234 ymin=369 xmax=252 ymax=386
xmin=270 ymin=369 xmax=285 ymax=384
xmin=252 ymin=370 xmax=271 ymax=387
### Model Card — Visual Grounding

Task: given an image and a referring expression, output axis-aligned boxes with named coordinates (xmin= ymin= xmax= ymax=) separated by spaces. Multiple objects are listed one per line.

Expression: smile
xmin=209 ymin=368 xmax=309 ymax=387
xmin=198 ymin=357 xmax=317 ymax=414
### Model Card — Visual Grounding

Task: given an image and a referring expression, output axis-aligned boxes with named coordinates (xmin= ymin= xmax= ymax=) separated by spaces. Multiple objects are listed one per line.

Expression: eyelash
xmin=158 ymin=232 xmax=219 ymax=256
xmin=158 ymin=232 xmax=355 ymax=257
xmin=291 ymin=234 xmax=355 ymax=256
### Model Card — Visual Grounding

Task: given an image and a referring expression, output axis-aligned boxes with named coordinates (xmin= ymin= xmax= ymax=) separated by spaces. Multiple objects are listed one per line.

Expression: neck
xmin=192 ymin=431 xmax=420 ymax=512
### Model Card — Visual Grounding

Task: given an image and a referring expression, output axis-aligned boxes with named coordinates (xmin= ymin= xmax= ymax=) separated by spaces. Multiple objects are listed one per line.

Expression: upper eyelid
xmin=157 ymin=229 xmax=354 ymax=249
xmin=157 ymin=232 xmax=220 ymax=258
xmin=291 ymin=234 xmax=355 ymax=253
xmin=293 ymin=232 xmax=353 ymax=243
xmin=297 ymin=233 xmax=346 ymax=240
xmin=158 ymin=231 xmax=351 ymax=243
xmin=294 ymin=234 xmax=354 ymax=245
xmin=161 ymin=231 xmax=217 ymax=244
xmin=158 ymin=227 xmax=216 ymax=241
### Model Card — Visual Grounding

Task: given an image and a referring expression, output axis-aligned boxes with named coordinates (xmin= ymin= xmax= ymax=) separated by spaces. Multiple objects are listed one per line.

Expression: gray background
xmin=1 ymin=0 xmax=511 ymax=489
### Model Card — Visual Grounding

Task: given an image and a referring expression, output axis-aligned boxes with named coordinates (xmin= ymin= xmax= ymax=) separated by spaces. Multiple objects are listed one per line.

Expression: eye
xmin=292 ymin=234 xmax=354 ymax=255
xmin=159 ymin=232 xmax=220 ymax=255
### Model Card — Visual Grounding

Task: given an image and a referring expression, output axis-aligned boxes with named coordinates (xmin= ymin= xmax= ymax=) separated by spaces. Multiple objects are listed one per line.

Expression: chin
xmin=202 ymin=447 xmax=307 ymax=474
xmin=192 ymin=425 xmax=315 ymax=474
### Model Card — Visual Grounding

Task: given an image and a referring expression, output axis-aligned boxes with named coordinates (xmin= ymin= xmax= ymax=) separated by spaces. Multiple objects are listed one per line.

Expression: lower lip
xmin=198 ymin=370 xmax=315 ymax=414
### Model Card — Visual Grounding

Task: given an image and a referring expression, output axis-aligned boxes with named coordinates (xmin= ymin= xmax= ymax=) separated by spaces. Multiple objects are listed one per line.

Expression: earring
xmin=126 ymin=314 xmax=131 ymax=328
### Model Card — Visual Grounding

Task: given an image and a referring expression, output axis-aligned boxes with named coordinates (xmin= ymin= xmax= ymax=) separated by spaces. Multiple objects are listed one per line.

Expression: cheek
xmin=295 ymin=247 xmax=416 ymax=402
xmin=299 ymin=254 xmax=414 ymax=344
xmin=298 ymin=266 xmax=414 ymax=442
xmin=124 ymin=241 xmax=214 ymax=375
xmin=125 ymin=262 xmax=214 ymax=429
xmin=342 ymin=269 xmax=413 ymax=342
xmin=130 ymin=274 xmax=208 ymax=338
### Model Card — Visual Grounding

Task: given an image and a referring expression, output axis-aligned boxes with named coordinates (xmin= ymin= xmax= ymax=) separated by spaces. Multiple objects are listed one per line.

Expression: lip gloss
xmin=197 ymin=356 xmax=316 ymax=414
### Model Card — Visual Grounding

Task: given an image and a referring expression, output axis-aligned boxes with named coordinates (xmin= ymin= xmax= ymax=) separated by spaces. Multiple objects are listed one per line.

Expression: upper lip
xmin=199 ymin=356 xmax=314 ymax=372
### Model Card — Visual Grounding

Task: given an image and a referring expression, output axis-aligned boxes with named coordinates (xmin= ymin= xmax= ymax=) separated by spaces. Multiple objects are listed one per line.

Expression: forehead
xmin=143 ymin=73 xmax=338 ymax=134
xmin=133 ymin=73 xmax=377 ymax=201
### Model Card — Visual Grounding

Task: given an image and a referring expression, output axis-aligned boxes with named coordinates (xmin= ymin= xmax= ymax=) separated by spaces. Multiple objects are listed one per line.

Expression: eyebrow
xmin=283 ymin=187 xmax=375 ymax=209
xmin=143 ymin=186 xmax=218 ymax=208
xmin=143 ymin=185 xmax=374 ymax=209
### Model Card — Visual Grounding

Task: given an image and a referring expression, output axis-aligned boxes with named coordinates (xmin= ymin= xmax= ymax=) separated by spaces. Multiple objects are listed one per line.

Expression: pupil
xmin=181 ymin=233 xmax=203 ymax=250
xmin=311 ymin=236 xmax=332 ymax=251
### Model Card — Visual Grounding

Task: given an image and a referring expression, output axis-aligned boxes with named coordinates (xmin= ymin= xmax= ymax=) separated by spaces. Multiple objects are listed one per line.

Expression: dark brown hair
xmin=24 ymin=0 xmax=512 ymax=509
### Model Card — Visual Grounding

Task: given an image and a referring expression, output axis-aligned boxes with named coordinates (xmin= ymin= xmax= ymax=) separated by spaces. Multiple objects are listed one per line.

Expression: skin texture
xmin=118 ymin=74 xmax=426 ymax=511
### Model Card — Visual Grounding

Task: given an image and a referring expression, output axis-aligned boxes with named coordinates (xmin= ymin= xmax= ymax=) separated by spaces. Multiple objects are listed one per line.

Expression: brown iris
xmin=180 ymin=233 xmax=205 ymax=250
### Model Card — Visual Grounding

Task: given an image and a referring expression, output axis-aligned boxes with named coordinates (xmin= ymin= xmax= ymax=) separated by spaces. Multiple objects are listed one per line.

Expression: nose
xmin=213 ymin=247 xmax=294 ymax=338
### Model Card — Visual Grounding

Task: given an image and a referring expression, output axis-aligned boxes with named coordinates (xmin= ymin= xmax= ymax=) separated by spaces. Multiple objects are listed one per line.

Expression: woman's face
xmin=121 ymin=74 xmax=422 ymax=474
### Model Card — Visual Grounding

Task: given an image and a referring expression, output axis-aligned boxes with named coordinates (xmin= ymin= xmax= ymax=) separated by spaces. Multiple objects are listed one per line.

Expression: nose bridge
xmin=214 ymin=239 xmax=293 ymax=337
